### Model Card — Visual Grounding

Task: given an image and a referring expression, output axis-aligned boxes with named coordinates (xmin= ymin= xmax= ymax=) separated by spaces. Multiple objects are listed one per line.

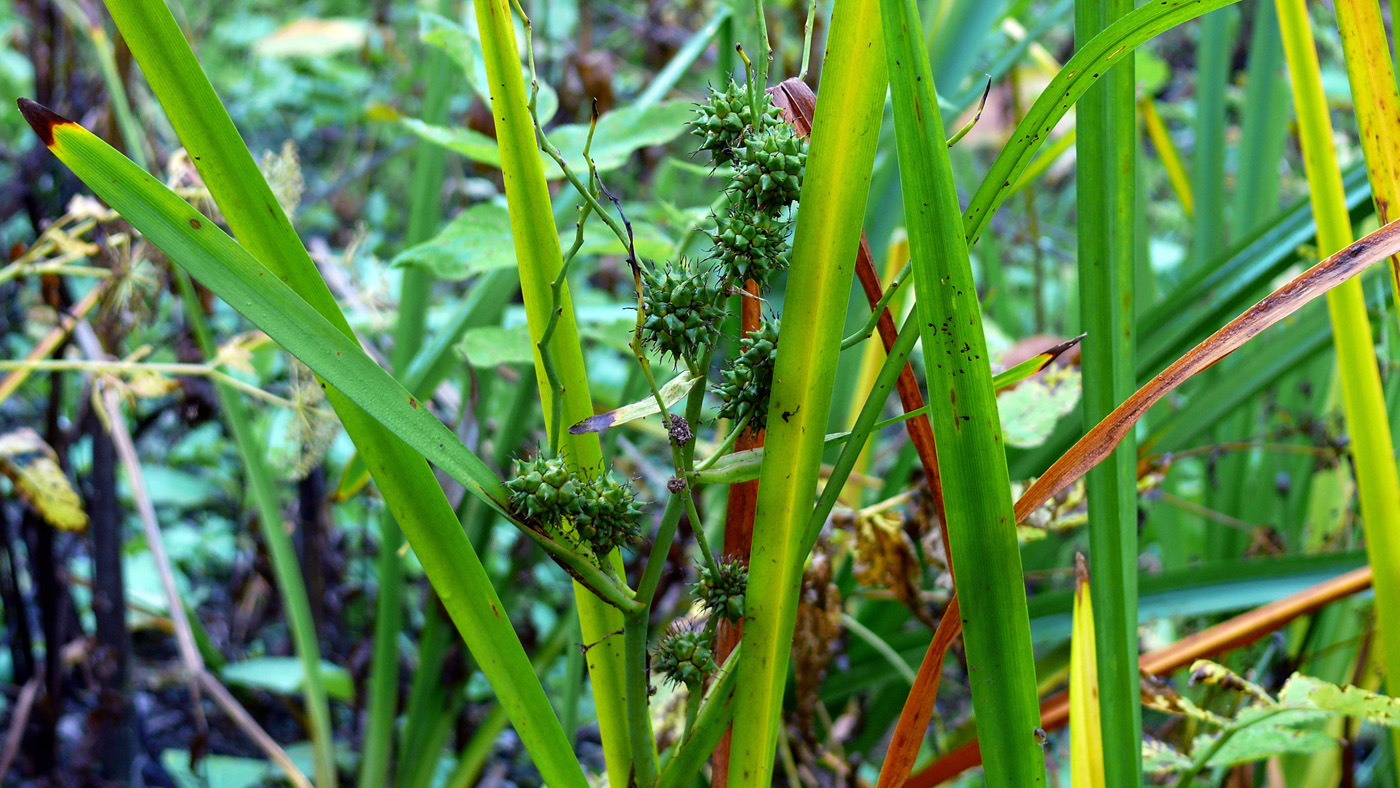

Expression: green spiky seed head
xmin=504 ymin=454 xmax=580 ymax=524
xmin=573 ymin=471 xmax=644 ymax=554
xmin=715 ymin=318 xmax=779 ymax=430
xmin=732 ymin=125 xmax=807 ymax=209
xmin=710 ymin=208 xmax=791 ymax=287
xmin=691 ymin=78 xmax=784 ymax=168
xmin=641 ymin=259 xmax=727 ymax=367
xmin=652 ymin=624 xmax=717 ymax=687
xmin=697 ymin=560 xmax=747 ymax=623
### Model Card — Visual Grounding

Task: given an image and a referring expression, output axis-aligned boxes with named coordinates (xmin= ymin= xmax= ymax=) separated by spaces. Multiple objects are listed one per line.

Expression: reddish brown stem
xmin=712 ymin=280 xmax=764 ymax=788
xmin=853 ymin=234 xmax=952 ymax=571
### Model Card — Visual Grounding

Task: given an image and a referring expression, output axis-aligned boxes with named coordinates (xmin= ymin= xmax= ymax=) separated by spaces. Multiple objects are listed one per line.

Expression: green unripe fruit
xmin=715 ymin=318 xmax=780 ymax=430
xmin=652 ymin=624 xmax=717 ymax=688
xmin=710 ymin=207 xmax=791 ymax=287
xmin=732 ymin=125 xmax=807 ymax=209
xmin=505 ymin=455 xmax=578 ymax=524
xmin=573 ymin=472 xmax=644 ymax=554
xmin=697 ymin=560 xmax=748 ymax=623
xmin=641 ymin=259 xmax=727 ymax=367
xmin=691 ymin=78 xmax=784 ymax=168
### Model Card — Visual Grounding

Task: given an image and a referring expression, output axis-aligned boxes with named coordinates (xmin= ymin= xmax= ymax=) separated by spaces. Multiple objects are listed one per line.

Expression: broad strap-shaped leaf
xmin=881 ymin=0 xmax=1046 ymax=782
xmin=726 ymin=3 xmax=889 ymax=786
xmin=16 ymin=101 xmax=616 ymax=788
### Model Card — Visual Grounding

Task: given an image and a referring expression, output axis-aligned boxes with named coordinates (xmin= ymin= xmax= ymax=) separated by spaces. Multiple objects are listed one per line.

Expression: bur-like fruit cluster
xmin=641 ymin=260 xmax=726 ymax=367
xmin=691 ymin=78 xmax=784 ymax=168
xmin=652 ymin=624 xmax=717 ymax=687
xmin=573 ymin=472 xmax=644 ymax=554
xmin=710 ymin=209 xmax=791 ymax=285
xmin=732 ymin=125 xmax=807 ymax=209
xmin=504 ymin=455 xmax=579 ymax=523
xmin=505 ymin=456 xmax=643 ymax=555
xmin=715 ymin=318 xmax=779 ymax=430
xmin=697 ymin=560 xmax=747 ymax=623
xmin=690 ymin=78 xmax=806 ymax=289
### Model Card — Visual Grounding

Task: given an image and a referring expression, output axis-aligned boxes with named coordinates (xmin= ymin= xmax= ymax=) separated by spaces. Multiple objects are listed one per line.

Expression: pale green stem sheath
xmin=726 ymin=3 xmax=889 ymax=786
xmin=472 ymin=1 xmax=636 ymax=783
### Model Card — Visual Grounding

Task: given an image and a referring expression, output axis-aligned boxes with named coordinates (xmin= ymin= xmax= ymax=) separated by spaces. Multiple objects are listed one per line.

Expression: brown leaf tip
xmin=1074 ymin=552 xmax=1089 ymax=587
xmin=16 ymin=98 xmax=70 ymax=147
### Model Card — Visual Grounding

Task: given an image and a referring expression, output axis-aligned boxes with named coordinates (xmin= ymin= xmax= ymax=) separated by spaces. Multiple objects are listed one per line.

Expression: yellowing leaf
xmin=126 ymin=369 xmax=181 ymax=398
xmin=1070 ymin=554 xmax=1104 ymax=788
xmin=0 ymin=428 xmax=88 ymax=531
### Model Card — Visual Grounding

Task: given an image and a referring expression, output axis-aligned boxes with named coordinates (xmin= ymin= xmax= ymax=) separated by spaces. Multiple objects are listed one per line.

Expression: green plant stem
xmin=173 ymin=270 xmax=336 ymax=788
xmin=473 ymin=1 xmax=634 ymax=783
xmin=1278 ymin=0 xmax=1400 ymax=770
xmin=1075 ymin=0 xmax=1141 ymax=780
xmin=840 ymin=262 xmax=913 ymax=349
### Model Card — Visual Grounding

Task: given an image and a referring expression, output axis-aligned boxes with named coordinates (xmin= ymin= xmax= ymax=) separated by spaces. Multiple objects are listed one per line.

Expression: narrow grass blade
xmin=881 ymin=0 xmax=1045 ymax=783
xmin=997 ymin=335 xmax=1085 ymax=389
xmin=470 ymin=2 xmax=635 ymax=784
xmin=726 ymin=4 xmax=889 ymax=785
xmin=17 ymin=98 xmax=597 ymax=788
xmin=1335 ymin=0 xmax=1400 ymax=301
xmin=1138 ymin=98 xmax=1192 ymax=216
xmin=1069 ymin=555 xmax=1105 ymax=788
xmin=1014 ymin=216 xmax=1400 ymax=522
xmin=964 ymin=0 xmax=1246 ymax=247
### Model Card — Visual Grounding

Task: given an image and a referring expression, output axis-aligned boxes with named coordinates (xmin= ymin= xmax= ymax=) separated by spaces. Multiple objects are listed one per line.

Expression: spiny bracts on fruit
xmin=731 ymin=124 xmax=807 ymax=209
xmin=715 ymin=317 xmax=779 ymax=430
xmin=640 ymin=259 xmax=726 ymax=367
xmin=505 ymin=455 xmax=644 ymax=556
xmin=710 ymin=206 xmax=791 ymax=287
xmin=697 ymin=559 xmax=747 ymax=623
xmin=691 ymin=77 xmax=784 ymax=168
xmin=652 ymin=622 xmax=717 ymax=688
xmin=572 ymin=471 xmax=644 ymax=554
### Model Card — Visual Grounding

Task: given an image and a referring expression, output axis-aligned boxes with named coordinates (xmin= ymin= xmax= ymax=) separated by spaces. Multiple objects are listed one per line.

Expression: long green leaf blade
xmin=880 ymin=0 xmax=1046 ymax=784
xmin=18 ymin=99 xmax=596 ymax=788
xmin=1074 ymin=0 xmax=1141 ymax=780
xmin=963 ymin=0 xmax=1246 ymax=246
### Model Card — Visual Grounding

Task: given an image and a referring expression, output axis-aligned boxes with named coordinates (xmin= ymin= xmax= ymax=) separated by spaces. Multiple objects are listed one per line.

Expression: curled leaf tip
xmin=1075 ymin=552 xmax=1089 ymax=587
xmin=16 ymin=98 xmax=68 ymax=147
